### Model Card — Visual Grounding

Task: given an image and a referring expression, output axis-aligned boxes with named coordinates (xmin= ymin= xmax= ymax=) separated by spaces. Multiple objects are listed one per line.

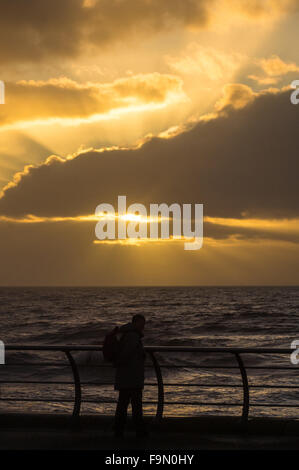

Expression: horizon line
xmin=0 ymin=284 xmax=298 ymax=288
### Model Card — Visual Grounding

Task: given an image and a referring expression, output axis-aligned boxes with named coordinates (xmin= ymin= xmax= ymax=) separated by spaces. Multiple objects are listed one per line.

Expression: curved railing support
xmin=234 ymin=353 xmax=249 ymax=424
xmin=64 ymin=350 xmax=82 ymax=419
xmin=148 ymin=351 xmax=164 ymax=421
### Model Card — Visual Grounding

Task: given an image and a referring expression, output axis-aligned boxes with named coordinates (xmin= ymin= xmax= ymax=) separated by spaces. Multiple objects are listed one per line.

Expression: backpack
xmin=102 ymin=326 xmax=120 ymax=362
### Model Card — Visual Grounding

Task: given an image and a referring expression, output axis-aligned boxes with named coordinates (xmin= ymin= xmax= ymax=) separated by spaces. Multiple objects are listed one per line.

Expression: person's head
xmin=132 ymin=314 xmax=146 ymax=333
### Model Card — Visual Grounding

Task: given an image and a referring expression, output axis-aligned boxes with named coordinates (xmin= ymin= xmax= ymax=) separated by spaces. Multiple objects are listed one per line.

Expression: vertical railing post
xmin=148 ymin=351 xmax=164 ymax=421
xmin=234 ymin=353 xmax=249 ymax=425
xmin=64 ymin=350 xmax=82 ymax=420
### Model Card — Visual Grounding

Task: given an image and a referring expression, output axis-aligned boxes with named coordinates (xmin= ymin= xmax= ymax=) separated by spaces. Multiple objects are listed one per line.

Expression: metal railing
xmin=1 ymin=346 xmax=298 ymax=422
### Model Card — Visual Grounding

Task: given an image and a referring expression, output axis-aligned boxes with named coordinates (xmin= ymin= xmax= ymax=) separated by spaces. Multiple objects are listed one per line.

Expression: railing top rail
xmin=4 ymin=345 xmax=294 ymax=354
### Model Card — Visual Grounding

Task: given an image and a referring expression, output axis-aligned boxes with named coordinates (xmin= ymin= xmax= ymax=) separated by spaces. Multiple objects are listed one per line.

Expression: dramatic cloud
xmin=1 ymin=1 xmax=299 ymax=286
xmin=0 ymin=74 xmax=185 ymax=127
xmin=0 ymin=0 xmax=213 ymax=63
xmin=259 ymin=55 xmax=299 ymax=77
xmin=0 ymin=87 xmax=298 ymax=221
xmin=1 ymin=0 xmax=298 ymax=64
xmin=249 ymin=55 xmax=299 ymax=84
xmin=215 ymin=83 xmax=256 ymax=110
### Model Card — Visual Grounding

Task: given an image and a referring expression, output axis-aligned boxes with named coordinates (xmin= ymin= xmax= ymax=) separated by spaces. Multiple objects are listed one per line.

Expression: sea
xmin=0 ymin=286 xmax=298 ymax=418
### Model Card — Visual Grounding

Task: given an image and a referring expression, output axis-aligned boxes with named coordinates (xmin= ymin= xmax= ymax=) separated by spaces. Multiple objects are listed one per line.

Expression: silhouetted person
xmin=114 ymin=314 xmax=147 ymax=438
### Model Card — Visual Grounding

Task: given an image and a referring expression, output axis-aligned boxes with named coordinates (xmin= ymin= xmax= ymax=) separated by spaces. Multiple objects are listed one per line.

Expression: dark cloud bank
xmin=0 ymin=88 xmax=298 ymax=220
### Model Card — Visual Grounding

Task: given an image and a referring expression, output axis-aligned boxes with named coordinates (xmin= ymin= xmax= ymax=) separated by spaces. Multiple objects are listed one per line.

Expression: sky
xmin=0 ymin=0 xmax=299 ymax=285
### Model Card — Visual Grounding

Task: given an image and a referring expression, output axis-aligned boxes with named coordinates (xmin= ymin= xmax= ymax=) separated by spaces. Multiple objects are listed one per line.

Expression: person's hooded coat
xmin=114 ymin=322 xmax=145 ymax=390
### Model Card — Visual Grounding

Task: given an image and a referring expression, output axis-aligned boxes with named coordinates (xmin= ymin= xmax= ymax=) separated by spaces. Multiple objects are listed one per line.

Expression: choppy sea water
xmin=0 ymin=286 xmax=298 ymax=418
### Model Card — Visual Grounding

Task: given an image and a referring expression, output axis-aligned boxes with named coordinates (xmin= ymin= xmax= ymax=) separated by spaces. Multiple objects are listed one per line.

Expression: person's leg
xmin=131 ymin=388 xmax=147 ymax=436
xmin=114 ymin=389 xmax=130 ymax=436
